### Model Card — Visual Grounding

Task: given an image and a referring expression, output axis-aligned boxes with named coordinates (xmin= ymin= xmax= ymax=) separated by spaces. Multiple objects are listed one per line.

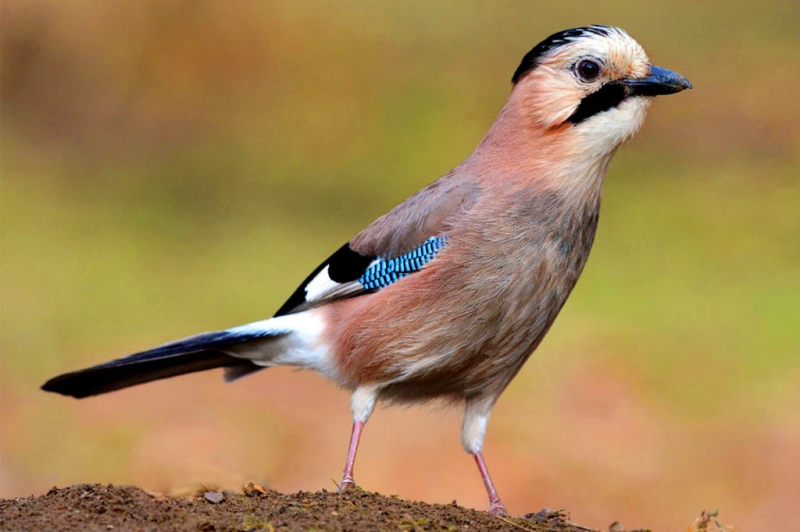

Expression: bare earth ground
xmin=0 ymin=484 xmax=643 ymax=532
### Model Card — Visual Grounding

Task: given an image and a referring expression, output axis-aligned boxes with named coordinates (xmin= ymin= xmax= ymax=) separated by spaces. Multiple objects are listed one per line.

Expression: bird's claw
xmin=337 ymin=476 xmax=356 ymax=493
xmin=488 ymin=502 xmax=510 ymax=516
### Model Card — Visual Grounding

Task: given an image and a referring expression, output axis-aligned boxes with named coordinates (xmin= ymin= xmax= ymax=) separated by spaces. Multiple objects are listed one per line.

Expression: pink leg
xmin=473 ymin=451 xmax=509 ymax=515
xmin=338 ymin=420 xmax=364 ymax=491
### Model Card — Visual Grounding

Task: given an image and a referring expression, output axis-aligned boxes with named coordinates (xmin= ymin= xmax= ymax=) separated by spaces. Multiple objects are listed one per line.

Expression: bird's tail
xmin=41 ymin=313 xmax=320 ymax=399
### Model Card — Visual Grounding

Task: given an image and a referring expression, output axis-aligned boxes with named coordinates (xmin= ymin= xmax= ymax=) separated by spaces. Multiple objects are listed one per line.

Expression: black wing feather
xmin=274 ymin=243 xmax=375 ymax=317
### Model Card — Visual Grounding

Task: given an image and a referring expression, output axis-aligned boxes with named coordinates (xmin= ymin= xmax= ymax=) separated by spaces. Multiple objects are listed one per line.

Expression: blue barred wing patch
xmin=358 ymin=236 xmax=448 ymax=290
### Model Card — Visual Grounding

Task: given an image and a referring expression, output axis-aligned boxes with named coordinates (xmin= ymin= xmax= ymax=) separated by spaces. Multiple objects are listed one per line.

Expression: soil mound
xmin=1 ymin=483 xmax=605 ymax=531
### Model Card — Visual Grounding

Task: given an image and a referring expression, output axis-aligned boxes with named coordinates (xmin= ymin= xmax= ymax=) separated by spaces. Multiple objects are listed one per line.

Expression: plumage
xmin=42 ymin=26 xmax=691 ymax=515
xmin=359 ymin=236 xmax=449 ymax=290
xmin=511 ymin=25 xmax=615 ymax=84
xmin=274 ymin=244 xmax=374 ymax=316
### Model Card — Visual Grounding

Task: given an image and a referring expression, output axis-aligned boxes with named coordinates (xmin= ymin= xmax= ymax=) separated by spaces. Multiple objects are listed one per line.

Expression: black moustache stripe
xmin=567 ymin=83 xmax=628 ymax=124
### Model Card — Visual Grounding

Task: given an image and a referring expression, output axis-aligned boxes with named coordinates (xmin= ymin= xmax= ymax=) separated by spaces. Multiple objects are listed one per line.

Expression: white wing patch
xmin=303 ymin=264 xmax=366 ymax=304
xmin=304 ymin=265 xmax=340 ymax=302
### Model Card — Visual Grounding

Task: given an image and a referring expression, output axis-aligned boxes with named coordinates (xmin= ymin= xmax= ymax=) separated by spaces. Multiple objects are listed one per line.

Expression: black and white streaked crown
xmin=512 ymin=25 xmax=619 ymax=84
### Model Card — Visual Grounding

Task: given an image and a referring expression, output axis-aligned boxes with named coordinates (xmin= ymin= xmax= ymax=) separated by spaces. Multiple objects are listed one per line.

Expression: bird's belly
xmin=329 ymin=234 xmax=588 ymax=402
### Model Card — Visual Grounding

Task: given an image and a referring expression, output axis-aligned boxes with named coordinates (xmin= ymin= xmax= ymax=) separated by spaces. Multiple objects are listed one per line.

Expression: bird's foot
xmin=488 ymin=500 xmax=509 ymax=516
xmin=337 ymin=474 xmax=356 ymax=493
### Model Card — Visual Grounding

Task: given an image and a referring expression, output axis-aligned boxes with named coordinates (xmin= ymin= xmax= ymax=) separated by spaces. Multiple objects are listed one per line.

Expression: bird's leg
xmin=338 ymin=385 xmax=378 ymax=492
xmin=472 ymin=450 xmax=508 ymax=515
xmin=462 ymin=396 xmax=508 ymax=515
xmin=338 ymin=420 xmax=364 ymax=490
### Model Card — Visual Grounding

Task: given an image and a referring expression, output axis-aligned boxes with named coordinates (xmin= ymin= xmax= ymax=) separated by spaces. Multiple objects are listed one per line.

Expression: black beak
xmin=622 ymin=65 xmax=692 ymax=97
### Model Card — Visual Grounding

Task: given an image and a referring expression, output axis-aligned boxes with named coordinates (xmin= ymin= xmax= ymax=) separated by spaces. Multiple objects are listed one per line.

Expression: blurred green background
xmin=2 ymin=1 xmax=798 ymax=530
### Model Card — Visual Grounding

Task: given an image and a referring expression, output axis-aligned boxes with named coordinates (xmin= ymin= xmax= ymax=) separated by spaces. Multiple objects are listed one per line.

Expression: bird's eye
xmin=575 ymin=59 xmax=601 ymax=82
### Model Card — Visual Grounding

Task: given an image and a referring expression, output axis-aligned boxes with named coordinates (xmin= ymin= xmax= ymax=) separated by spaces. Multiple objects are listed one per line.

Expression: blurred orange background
xmin=2 ymin=2 xmax=798 ymax=531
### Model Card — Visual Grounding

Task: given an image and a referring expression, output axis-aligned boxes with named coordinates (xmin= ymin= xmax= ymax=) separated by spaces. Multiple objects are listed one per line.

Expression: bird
xmin=42 ymin=25 xmax=691 ymax=515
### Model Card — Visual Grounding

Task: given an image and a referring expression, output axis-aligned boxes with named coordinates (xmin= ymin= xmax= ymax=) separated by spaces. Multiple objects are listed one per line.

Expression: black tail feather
xmin=42 ymin=324 xmax=289 ymax=398
xmin=42 ymin=350 xmax=252 ymax=398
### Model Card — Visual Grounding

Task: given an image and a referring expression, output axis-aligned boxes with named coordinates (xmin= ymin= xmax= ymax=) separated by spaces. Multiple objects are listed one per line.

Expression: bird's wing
xmin=274 ymin=172 xmax=478 ymax=316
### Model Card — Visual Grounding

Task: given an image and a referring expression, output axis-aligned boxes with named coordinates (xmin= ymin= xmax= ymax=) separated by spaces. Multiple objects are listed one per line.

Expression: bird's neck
xmin=469 ymin=93 xmax=618 ymax=207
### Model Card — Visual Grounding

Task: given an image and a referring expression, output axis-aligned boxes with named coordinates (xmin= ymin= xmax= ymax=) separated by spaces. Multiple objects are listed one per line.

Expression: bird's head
xmin=509 ymin=26 xmax=691 ymax=152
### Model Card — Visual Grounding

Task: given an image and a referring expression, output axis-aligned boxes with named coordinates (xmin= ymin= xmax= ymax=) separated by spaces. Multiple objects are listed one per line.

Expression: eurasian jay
xmin=42 ymin=26 xmax=691 ymax=515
